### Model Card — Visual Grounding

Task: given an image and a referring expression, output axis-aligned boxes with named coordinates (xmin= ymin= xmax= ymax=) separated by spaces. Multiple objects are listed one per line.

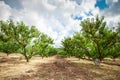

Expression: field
xmin=0 ymin=53 xmax=120 ymax=80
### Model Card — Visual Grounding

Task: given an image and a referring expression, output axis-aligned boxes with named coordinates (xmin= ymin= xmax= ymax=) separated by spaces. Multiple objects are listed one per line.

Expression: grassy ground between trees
xmin=0 ymin=53 xmax=120 ymax=80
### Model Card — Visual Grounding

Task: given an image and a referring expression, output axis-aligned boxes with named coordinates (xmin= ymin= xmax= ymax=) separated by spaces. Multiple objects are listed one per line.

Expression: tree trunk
xmin=78 ymin=58 xmax=81 ymax=60
xmin=41 ymin=56 xmax=44 ymax=59
xmin=23 ymin=46 xmax=29 ymax=62
xmin=7 ymin=53 xmax=9 ymax=56
xmin=25 ymin=55 xmax=29 ymax=62
xmin=23 ymin=52 xmax=29 ymax=62
xmin=93 ymin=39 xmax=103 ymax=62
xmin=99 ymin=56 xmax=102 ymax=61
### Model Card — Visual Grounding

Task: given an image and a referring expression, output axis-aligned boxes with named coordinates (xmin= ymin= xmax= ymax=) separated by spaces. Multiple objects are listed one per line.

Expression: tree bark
xmin=23 ymin=46 xmax=29 ymax=62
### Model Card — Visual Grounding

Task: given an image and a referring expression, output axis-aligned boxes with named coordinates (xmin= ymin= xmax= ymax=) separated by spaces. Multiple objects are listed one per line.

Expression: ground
xmin=0 ymin=53 xmax=120 ymax=80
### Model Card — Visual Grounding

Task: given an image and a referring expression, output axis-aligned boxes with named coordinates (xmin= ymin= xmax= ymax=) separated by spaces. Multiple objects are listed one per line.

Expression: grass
xmin=0 ymin=53 xmax=120 ymax=80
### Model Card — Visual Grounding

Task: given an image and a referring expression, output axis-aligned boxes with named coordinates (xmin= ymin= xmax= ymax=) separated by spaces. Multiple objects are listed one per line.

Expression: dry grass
xmin=0 ymin=53 xmax=120 ymax=80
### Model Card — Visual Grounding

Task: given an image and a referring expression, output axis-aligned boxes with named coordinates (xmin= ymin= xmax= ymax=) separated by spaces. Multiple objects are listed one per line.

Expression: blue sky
xmin=95 ymin=0 xmax=109 ymax=10
xmin=3 ymin=0 xmax=22 ymax=9
xmin=0 ymin=0 xmax=120 ymax=47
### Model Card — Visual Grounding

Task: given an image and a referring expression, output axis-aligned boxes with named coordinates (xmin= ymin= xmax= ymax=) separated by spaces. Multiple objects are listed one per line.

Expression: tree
xmin=62 ymin=37 xmax=71 ymax=57
xmin=72 ymin=32 xmax=92 ymax=59
xmin=0 ymin=20 xmax=20 ymax=56
xmin=80 ymin=16 xmax=117 ymax=61
xmin=62 ymin=36 xmax=87 ymax=59
xmin=0 ymin=20 xmax=54 ymax=62
xmin=108 ymin=43 xmax=120 ymax=61
xmin=0 ymin=20 xmax=39 ymax=62
xmin=45 ymin=46 xmax=57 ymax=57
xmin=110 ymin=22 xmax=120 ymax=60
xmin=61 ymin=16 xmax=118 ymax=65
xmin=33 ymin=33 xmax=54 ymax=58
xmin=0 ymin=40 xmax=20 ymax=56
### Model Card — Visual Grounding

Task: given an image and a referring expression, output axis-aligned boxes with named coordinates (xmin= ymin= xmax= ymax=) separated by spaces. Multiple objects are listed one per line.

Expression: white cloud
xmin=106 ymin=0 xmax=119 ymax=5
xmin=17 ymin=0 xmax=81 ymax=47
xmin=0 ymin=1 xmax=11 ymax=20
xmin=0 ymin=0 xmax=98 ymax=47
xmin=80 ymin=0 xmax=96 ymax=12
xmin=101 ymin=0 xmax=120 ymax=27
xmin=103 ymin=0 xmax=120 ymax=16
xmin=1 ymin=0 xmax=120 ymax=47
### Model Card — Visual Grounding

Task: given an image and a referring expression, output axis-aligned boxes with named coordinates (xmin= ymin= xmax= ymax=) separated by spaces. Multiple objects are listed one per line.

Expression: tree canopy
xmin=0 ymin=20 xmax=54 ymax=62
xmin=62 ymin=16 xmax=120 ymax=64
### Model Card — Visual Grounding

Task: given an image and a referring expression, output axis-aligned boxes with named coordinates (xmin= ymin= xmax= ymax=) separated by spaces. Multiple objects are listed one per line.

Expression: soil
xmin=0 ymin=53 xmax=120 ymax=80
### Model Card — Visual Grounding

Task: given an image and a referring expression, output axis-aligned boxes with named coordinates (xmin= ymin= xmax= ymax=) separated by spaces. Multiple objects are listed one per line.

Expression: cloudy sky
xmin=0 ymin=0 xmax=120 ymax=47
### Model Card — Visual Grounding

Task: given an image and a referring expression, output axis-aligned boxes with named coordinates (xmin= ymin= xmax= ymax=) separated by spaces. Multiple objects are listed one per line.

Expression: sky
xmin=0 ymin=0 xmax=120 ymax=47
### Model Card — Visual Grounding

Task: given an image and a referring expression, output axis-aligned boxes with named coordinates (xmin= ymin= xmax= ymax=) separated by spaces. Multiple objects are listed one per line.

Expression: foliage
xmin=0 ymin=20 xmax=54 ymax=62
xmin=0 ymin=20 xmax=20 ymax=55
xmin=0 ymin=40 xmax=20 ymax=56
xmin=32 ymin=33 xmax=54 ymax=58
xmin=62 ymin=16 xmax=119 ymax=64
